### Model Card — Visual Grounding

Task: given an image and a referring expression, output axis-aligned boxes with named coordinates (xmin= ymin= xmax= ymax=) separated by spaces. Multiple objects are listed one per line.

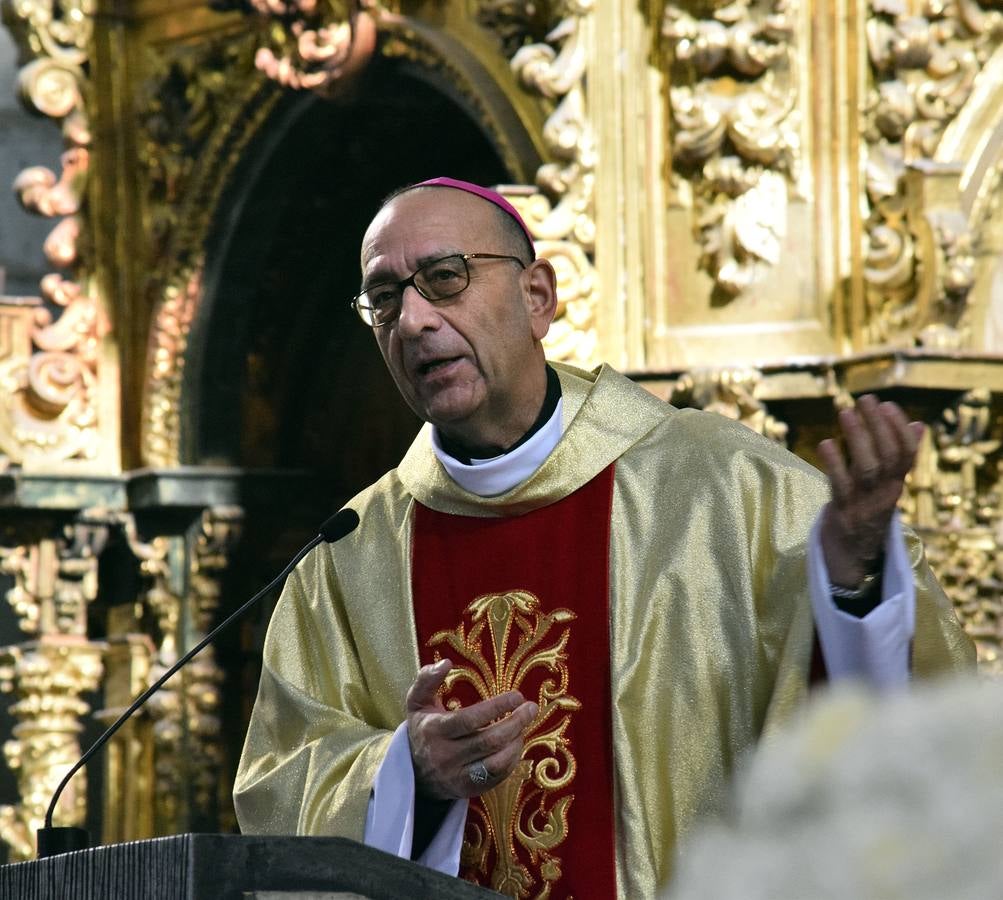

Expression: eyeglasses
xmin=351 ymin=253 xmax=527 ymax=327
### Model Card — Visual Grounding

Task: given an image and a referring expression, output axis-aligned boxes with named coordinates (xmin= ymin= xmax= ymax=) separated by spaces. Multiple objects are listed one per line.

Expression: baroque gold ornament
xmin=669 ymin=367 xmax=790 ymax=444
xmin=142 ymin=269 xmax=203 ymax=469
xmin=0 ymin=638 xmax=104 ymax=860
xmin=0 ymin=0 xmax=106 ymax=471
xmin=135 ymin=32 xmax=278 ymax=281
xmin=0 ymin=517 xmax=109 ymax=860
xmin=498 ymin=0 xmax=600 ymax=369
xmin=862 ymin=0 xmax=1002 ymax=347
xmin=0 ymin=281 xmax=104 ymax=469
xmin=107 ymin=516 xmax=187 ymax=832
xmin=533 ymin=238 xmax=598 ymax=366
xmin=661 ymin=0 xmax=801 ymax=298
xmin=0 ymin=521 xmax=107 ymax=637
xmin=900 ymin=389 xmax=1003 ymax=673
xmin=219 ymin=0 xmax=377 ymax=93
xmin=97 ymin=506 xmax=240 ymax=832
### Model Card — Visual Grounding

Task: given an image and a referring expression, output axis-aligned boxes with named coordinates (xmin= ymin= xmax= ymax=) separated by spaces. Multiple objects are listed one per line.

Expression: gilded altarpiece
xmin=1 ymin=0 xmax=1002 ymax=861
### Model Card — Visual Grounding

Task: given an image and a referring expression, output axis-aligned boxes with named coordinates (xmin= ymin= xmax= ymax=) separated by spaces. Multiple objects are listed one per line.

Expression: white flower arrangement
xmin=666 ymin=677 xmax=1003 ymax=900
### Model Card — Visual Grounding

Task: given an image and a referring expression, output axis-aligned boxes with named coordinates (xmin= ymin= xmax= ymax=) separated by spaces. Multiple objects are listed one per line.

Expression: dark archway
xmin=185 ymin=56 xmax=524 ymax=496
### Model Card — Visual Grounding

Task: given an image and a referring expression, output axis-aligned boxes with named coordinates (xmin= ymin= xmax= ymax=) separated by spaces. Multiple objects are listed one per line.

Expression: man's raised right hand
xmin=406 ymin=658 xmax=538 ymax=800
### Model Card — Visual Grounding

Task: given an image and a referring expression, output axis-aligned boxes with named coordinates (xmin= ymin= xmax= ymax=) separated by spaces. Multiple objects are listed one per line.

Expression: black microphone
xmin=36 ymin=507 xmax=360 ymax=859
xmin=319 ymin=508 xmax=360 ymax=543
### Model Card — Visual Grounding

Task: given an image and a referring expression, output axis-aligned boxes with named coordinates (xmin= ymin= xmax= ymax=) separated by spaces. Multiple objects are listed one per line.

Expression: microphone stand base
xmin=36 ymin=826 xmax=90 ymax=858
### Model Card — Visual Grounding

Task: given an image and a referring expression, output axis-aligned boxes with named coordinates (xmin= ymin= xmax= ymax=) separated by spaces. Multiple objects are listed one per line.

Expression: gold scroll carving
xmin=0 ymin=0 xmax=107 ymax=470
xmin=862 ymin=0 xmax=1002 ymax=347
xmin=495 ymin=1 xmax=600 ymax=369
xmin=429 ymin=590 xmax=580 ymax=899
xmin=0 ymin=282 xmax=103 ymax=470
xmin=660 ymin=0 xmax=801 ymax=299
xmin=232 ymin=0 xmax=378 ymax=93
xmin=0 ymin=520 xmax=108 ymax=859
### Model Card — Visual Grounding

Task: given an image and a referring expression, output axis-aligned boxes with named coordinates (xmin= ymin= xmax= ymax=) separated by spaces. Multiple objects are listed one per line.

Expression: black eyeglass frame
xmin=351 ymin=252 xmax=527 ymax=327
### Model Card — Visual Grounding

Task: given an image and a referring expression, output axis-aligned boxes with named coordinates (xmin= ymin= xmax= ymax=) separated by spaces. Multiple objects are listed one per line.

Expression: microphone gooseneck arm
xmin=38 ymin=507 xmax=359 ymax=857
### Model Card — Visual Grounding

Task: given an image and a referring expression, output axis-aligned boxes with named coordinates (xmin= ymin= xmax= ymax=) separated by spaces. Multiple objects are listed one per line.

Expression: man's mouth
xmin=417 ymin=357 xmax=461 ymax=376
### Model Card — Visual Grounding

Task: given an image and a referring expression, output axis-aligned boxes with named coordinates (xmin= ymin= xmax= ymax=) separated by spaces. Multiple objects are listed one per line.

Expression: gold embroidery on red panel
xmin=428 ymin=590 xmax=580 ymax=900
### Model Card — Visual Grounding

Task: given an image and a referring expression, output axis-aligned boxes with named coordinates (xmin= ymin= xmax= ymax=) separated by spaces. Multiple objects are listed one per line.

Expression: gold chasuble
xmin=411 ymin=466 xmax=617 ymax=898
xmin=234 ymin=364 xmax=974 ymax=899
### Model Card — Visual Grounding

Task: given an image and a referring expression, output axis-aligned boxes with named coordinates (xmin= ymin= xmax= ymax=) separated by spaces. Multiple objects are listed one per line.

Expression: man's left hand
xmin=817 ymin=394 xmax=924 ymax=588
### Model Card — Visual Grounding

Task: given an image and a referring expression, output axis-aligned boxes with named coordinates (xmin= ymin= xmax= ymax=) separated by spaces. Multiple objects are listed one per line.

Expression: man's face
xmin=360 ymin=188 xmax=551 ymax=448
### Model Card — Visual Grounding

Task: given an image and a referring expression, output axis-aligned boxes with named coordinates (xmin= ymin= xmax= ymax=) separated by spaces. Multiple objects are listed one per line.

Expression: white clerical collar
xmin=431 ymin=397 xmax=565 ymax=497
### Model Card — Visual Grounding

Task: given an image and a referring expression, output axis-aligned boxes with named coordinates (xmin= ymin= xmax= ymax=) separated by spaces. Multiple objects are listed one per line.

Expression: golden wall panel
xmin=649 ymin=0 xmax=833 ymax=368
xmin=5 ymin=0 xmax=1003 ymax=457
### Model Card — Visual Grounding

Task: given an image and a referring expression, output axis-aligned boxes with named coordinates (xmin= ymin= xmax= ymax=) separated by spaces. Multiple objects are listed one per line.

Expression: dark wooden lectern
xmin=0 ymin=833 xmax=503 ymax=899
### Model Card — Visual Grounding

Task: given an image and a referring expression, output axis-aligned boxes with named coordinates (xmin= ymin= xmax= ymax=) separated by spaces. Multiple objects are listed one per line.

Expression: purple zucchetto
xmin=416 ymin=176 xmax=536 ymax=251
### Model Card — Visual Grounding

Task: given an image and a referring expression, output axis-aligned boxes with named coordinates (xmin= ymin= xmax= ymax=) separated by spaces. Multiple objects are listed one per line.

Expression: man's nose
xmin=396 ymin=284 xmax=441 ymax=338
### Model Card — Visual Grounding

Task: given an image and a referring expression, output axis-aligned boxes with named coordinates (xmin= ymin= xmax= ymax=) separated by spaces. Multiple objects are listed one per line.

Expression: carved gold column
xmin=0 ymin=522 xmax=108 ymax=860
xmin=94 ymin=513 xmax=190 ymax=837
xmin=98 ymin=629 xmax=156 ymax=846
xmin=0 ymin=640 xmax=103 ymax=860
xmin=901 ymin=390 xmax=1003 ymax=674
xmin=181 ymin=505 xmax=243 ymax=826
xmin=96 ymin=504 xmax=243 ymax=835
xmin=142 ymin=532 xmax=190 ymax=835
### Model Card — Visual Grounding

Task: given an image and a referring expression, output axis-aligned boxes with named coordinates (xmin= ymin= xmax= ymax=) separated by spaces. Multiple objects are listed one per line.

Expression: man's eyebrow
xmin=361 ymin=250 xmax=462 ymax=289
xmin=360 ymin=266 xmax=394 ymax=291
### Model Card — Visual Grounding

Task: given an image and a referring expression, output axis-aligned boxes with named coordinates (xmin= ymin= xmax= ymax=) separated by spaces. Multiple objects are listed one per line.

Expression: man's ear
xmin=524 ymin=258 xmax=558 ymax=341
